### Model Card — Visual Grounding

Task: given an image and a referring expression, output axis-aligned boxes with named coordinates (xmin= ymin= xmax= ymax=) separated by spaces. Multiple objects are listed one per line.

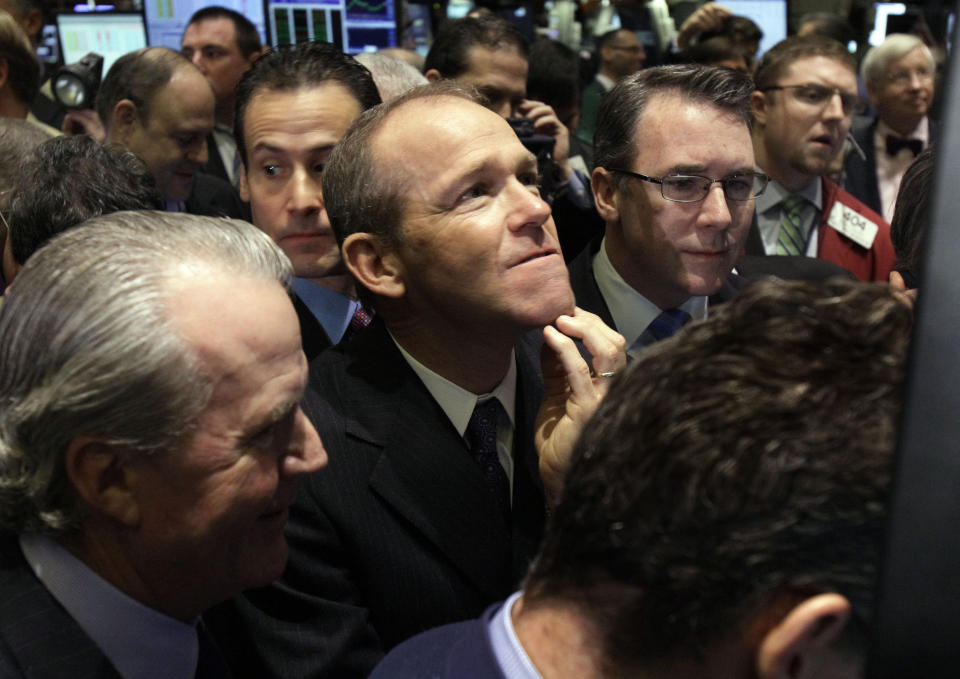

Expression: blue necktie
xmin=630 ymin=308 xmax=692 ymax=353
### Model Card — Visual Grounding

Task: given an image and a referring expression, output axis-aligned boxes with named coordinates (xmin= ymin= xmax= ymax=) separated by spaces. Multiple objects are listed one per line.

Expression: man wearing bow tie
xmin=746 ymin=36 xmax=896 ymax=282
xmin=845 ymin=33 xmax=936 ymax=223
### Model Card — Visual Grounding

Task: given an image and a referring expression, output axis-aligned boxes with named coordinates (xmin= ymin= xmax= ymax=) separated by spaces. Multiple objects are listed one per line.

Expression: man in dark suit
xmin=576 ymin=64 xmax=762 ymax=358
xmin=844 ymin=34 xmax=936 ymax=223
xmin=208 ymin=81 xmax=624 ymax=679
xmin=232 ymin=42 xmax=382 ymax=359
xmin=181 ymin=7 xmax=262 ymax=189
xmin=97 ymin=47 xmax=248 ymax=220
xmin=0 ymin=211 xmax=326 ymax=678
xmin=371 ymin=277 xmax=910 ymax=679
xmin=748 ymin=36 xmax=896 ymax=282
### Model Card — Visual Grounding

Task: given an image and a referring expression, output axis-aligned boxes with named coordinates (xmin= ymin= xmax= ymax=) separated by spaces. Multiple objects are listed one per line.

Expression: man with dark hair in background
xmin=2 ymin=134 xmax=163 ymax=284
xmin=227 ymin=40 xmax=381 ymax=358
xmin=372 ymin=277 xmax=909 ymax=679
xmin=181 ymin=6 xmax=262 ymax=189
xmin=97 ymin=47 xmax=248 ymax=220
xmin=576 ymin=28 xmax=645 ymax=163
xmin=745 ymin=35 xmax=896 ymax=282
xmin=210 ymin=81 xmax=624 ymax=679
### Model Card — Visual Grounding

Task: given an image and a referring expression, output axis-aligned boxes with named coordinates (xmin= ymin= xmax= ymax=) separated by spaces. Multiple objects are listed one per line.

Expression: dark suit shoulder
xmin=185 ymin=173 xmax=251 ymax=221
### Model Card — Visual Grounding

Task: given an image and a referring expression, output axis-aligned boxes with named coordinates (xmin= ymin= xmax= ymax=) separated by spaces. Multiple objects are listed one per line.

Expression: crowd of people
xmin=0 ymin=1 xmax=939 ymax=677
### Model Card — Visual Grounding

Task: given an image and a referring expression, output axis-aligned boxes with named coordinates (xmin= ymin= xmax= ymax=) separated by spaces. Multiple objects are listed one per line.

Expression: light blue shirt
xmin=19 ymin=533 xmax=199 ymax=679
xmin=488 ymin=591 xmax=543 ymax=679
xmin=754 ymin=176 xmax=823 ymax=257
xmin=592 ymin=236 xmax=707 ymax=360
xmin=291 ymin=277 xmax=360 ymax=345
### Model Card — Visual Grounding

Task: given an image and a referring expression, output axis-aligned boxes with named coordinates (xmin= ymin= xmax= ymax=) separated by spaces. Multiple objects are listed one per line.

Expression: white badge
xmin=827 ymin=202 xmax=878 ymax=250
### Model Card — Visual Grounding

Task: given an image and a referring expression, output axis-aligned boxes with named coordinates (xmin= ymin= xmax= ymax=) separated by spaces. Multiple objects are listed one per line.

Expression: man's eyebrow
xmin=250 ymin=142 xmax=336 ymax=155
xmin=667 ymin=164 xmax=756 ymax=176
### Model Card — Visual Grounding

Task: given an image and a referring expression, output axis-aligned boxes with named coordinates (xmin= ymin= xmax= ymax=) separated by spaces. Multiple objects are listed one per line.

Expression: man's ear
xmin=64 ymin=436 xmax=141 ymax=528
xmin=591 ymin=166 xmax=621 ymax=224
xmin=342 ymin=232 xmax=406 ymax=299
xmin=751 ymin=90 xmax=769 ymax=127
xmin=424 ymin=69 xmax=443 ymax=83
xmin=756 ymin=593 xmax=853 ymax=679
xmin=110 ymin=99 xmax=140 ymax=143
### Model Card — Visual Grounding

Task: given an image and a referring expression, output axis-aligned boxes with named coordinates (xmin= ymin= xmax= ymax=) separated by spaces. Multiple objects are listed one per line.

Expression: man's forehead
xmin=186 ymin=16 xmax=238 ymax=43
xmin=782 ymin=55 xmax=856 ymax=85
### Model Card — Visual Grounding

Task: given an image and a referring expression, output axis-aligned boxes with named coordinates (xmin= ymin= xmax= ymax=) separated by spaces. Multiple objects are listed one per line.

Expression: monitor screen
xmin=142 ymin=0 xmax=267 ymax=51
xmin=266 ymin=0 xmax=396 ymax=54
xmin=719 ymin=0 xmax=787 ymax=58
xmin=57 ymin=12 xmax=147 ymax=74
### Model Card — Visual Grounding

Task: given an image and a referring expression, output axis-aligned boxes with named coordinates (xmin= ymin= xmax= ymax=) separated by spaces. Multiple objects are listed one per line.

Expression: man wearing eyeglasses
xmin=747 ymin=35 xmax=896 ymax=282
xmin=845 ymin=34 xmax=936 ymax=223
xmin=572 ymin=64 xmax=760 ymax=359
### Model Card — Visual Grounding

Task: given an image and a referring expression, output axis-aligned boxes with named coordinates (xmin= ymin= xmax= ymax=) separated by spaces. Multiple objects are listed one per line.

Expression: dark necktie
xmin=631 ymin=308 xmax=692 ymax=353
xmin=195 ymin=622 xmax=233 ymax=679
xmin=885 ymin=135 xmax=922 ymax=157
xmin=464 ymin=398 xmax=510 ymax=521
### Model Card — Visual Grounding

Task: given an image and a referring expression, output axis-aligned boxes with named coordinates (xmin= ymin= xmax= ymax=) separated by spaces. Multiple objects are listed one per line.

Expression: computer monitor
xmin=265 ymin=0 xmax=397 ymax=54
xmin=719 ymin=0 xmax=787 ymax=58
xmin=869 ymin=2 xmax=907 ymax=46
xmin=142 ymin=0 xmax=266 ymax=51
xmin=56 ymin=12 xmax=147 ymax=74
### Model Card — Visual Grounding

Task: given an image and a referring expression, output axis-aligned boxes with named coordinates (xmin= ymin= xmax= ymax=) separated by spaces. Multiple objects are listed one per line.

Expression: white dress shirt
xmin=874 ymin=117 xmax=929 ymax=223
xmin=753 ymin=176 xmax=823 ymax=257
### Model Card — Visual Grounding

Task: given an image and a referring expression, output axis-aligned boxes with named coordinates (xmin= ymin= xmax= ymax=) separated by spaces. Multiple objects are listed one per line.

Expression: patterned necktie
xmin=231 ymin=149 xmax=244 ymax=192
xmin=630 ymin=308 xmax=692 ymax=354
xmin=464 ymin=398 xmax=510 ymax=521
xmin=342 ymin=303 xmax=373 ymax=342
xmin=886 ymin=135 xmax=922 ymax=157
xmin=777 ymin=194 xmax=807 ymax=256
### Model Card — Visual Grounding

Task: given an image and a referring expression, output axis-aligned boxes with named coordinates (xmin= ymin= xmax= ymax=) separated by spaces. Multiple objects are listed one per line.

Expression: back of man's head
xmin=0 ymin=9 xmax=39 ymax=107
xmin=234 ymin=41 xmax=380 ymax=166
xmin=8 ymin=135 xmax=164 ymax=269
xmin=0 ymin=116 xmax=51 ymax=204
xmin=891 ymin=146 xmax=934 ymax=286
xmin=0 ymin=211 xmax=291 ymax=535
xmin=424 ymin=15 xmax=528 ymax=78
xmin=96 ymin=47 xmax=189 ymax=133
xmin=185 ymin=5 xmax=262 ymax=59
xmin=523 ymin=277 xmax=909 ymax=672
xmin=354 ymin=51 xmax=427 ymax=102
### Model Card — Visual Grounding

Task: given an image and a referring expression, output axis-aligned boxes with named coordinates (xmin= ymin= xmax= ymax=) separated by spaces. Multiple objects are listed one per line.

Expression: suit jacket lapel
xmin=291 ymin=292 xmax=333 ymax=362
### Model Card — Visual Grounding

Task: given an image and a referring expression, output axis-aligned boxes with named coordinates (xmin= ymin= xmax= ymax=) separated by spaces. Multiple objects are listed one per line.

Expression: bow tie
xmin=885 ymin=135 xmax=922 ymax=157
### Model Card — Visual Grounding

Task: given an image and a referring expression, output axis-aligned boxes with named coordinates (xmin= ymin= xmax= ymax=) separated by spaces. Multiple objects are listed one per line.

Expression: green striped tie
xmin=777 ymin=194 xmax=807 ymax=256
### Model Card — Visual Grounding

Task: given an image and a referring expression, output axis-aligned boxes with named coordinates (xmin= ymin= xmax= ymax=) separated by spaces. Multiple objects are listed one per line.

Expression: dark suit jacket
xmin=207 ymin=320 xmax=547 ymax=679
xmin=368 ymin=604 xmax=505 ymax=679
xmin=843 ymin=115 xmax=936 ymax=217
xmin=201 ymin=132 xmax=232 ymax=185
xmin=567 ymin=237 xmax=745 ymax=333
xmin=185 ymin=173 xmax=251 ymax=222
xmin=0 ymin=534 xmax=122 ymax=679
xmin=291 ymin=292 xmax=333 ymax=361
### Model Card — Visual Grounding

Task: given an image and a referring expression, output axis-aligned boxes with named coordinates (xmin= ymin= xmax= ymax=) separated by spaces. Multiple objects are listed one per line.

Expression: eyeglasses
xmin=610 ymin=169 xmax=769 ymax=203
xmin=761 ymin=83 xmax=866 ymax=116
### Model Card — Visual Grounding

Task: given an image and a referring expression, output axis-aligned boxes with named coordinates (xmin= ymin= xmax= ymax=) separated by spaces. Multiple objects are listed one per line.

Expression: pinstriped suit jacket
xmin=0 ymin=534 xmax=123 ymax=679
xmin=206 ymin=319 xmax=547 ymax=679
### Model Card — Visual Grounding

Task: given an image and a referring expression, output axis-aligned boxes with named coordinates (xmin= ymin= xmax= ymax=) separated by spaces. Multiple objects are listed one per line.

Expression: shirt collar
xmin=592 ymin=236 xmax=707 ymax=349
xmin=291 ymin=277 xmax=358 ymax=344
xmin=389 ymin=333 xmax=517 ymax=437
xmin=754 ymin=175 xmax=822 ymax=216
xmin=595 ymin=73 xmax=615 ymax=91
xmin=875 ymin=116 xmax=929 ymax=145
xmin=19 ymin=533 xmax=198 ymax=679
xmin=488 ymin=591 xmax=543 ymax=679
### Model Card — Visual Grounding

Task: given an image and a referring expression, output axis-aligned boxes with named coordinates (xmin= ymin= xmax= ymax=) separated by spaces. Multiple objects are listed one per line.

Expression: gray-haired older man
xmin=0 ymin=211 xmax=325 ymax=678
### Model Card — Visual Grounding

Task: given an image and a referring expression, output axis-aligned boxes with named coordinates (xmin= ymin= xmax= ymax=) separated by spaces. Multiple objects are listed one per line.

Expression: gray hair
xmin=354 ymin=52 xmax=428 ymax=102
xmin=0 ymin=211 xmax=292 ymax=535
xmin=0 ymin=117 xmax=52 ymax=209
xmin=861 ymin=34 xmax=934 ymax=86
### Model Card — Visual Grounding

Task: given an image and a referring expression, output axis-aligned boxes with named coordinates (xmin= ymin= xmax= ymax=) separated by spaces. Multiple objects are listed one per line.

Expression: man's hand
xmin=517 ymin=99 xmax=572 ymax=182
xmin=889 ymin=270 xmax=918 ymax=309
xmin=61 ymin=109 xmax=106 ymax=142
xmin=536 ymin=308 xmax=625 ymax=505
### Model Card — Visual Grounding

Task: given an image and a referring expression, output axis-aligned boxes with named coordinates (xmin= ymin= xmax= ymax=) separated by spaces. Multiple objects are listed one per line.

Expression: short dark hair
xmin=797 ymin=12 xmax=857 ymax=47
xmin=527 ymin=38 xmax=580 ymax=128
xmin=890 ymin=145 xmax=934 ymax=285
xmin=96 ymin=47 xmax=190 ymax=132
xmin=0 ymin=9 xmax=40 ymax=105
xmin=596 ymin=28 xmax=633 ymax=52
xmin=524 ymin=277 xmax=909 ymax=669
xmin=594 ymin=64 xmax=754 ymax=182
xmin=9 ymin=135 xmax=164 ymax=266
xmin=323 ymin=82 xmax=480 ymax=302
xmin=753 ymin=35 xmax=855 ymax=91
xmin=680 ymin=35 xmax=749 ymax=68
xmin=424 ymin=15 xmax=528 ymax=78
xmin=185 ymin=5 xmax=262 ymax=58
xmin=233 ymin=41 xmax=381 ymax=166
